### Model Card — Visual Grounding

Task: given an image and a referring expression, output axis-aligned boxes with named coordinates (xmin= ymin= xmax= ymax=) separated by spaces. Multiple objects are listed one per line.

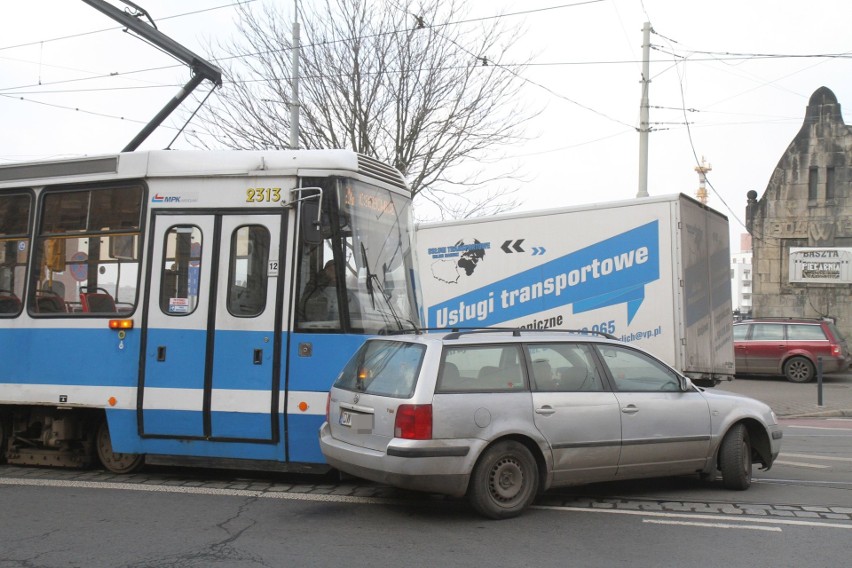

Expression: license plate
xmin=339 ymin=411 xmax=352 ymax=427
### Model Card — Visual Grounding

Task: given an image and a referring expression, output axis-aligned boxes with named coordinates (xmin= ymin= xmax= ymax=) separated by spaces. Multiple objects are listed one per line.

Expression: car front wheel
xmin=719 ymin=423 xmax=752 ymax=490
xmin=468 ymin=440 xmax=539 ymax=519
xmin=784 ymin=356 xmax=815 ymax=383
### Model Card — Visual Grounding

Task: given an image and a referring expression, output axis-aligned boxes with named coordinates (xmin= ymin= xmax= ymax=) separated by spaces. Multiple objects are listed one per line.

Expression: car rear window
xmin=825 ymin=322 xmax=846 ymax=342
xmin=334 ymin=340 xmax=426 ymax=398
xmin=786 ymin=324 xmax=827 ymax=341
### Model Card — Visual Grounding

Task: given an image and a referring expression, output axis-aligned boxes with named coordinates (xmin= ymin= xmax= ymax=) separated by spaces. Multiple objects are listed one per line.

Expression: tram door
xmin=141 ymin=212 xmax=284 ymax=442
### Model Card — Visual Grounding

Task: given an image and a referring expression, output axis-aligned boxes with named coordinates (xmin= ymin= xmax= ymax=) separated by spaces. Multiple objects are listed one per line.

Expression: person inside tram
xmin=301 ymin=260 xmax=339 ymax=321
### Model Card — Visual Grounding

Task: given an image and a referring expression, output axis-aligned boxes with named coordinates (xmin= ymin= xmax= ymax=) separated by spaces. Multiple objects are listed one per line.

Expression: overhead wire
xmin=2 ymin=0 xmax=848 ymax=166
xmin=2 ymin=0 xmax=627 ymax=148
xmin=387 ymin=0 xmax=634 ymax=130
xmin=0 ymin=0 xmax=258 ymax=52
xmin=651 ymin=27 xmax=789 ymax=251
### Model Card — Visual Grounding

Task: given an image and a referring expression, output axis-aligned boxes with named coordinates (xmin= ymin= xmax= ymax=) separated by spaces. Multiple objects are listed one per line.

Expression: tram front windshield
xmin=296 ymin=178 xmax=418 ymax=334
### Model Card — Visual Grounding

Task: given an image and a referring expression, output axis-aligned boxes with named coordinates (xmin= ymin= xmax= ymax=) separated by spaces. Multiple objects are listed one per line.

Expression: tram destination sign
xmin=789 ymin=247 xmax=852 ymax=284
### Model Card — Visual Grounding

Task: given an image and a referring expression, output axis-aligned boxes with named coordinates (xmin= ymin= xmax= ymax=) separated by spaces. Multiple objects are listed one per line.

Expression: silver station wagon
xmin=320 ymin=330 xmax=783 ymax=519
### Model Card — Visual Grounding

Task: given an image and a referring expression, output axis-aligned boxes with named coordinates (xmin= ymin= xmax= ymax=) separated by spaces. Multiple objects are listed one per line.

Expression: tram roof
xmin=0 ymin=149 xmax=409 ymax=193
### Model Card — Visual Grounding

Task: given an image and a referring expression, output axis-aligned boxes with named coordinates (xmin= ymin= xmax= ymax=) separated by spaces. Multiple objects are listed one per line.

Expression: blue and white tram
xmin=0 ymin=150 xmax=419 ymax=473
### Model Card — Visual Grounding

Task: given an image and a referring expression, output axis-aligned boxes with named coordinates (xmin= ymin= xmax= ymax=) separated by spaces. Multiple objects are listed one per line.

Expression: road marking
xmin=3 ymin=476 xmax=851 ymax=532
xmin=643 ymin=519 xmax=782 ymax=532
xmin=0 ymin=477 xmax=393 ymax=505
xmin=532 ymin=505 xmax=852 ymax=530
xmin=757 ymin=478 xmax=852 ymax=486
xmin=787 ymin=425 xmax=852 ymax=431
xmin=781 ymin=452 xmax=852 ymax=463
xmin=773 ymin=460 xmax=830 ymax=469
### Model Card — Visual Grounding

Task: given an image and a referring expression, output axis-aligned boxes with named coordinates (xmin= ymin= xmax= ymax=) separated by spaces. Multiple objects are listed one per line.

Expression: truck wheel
xmin=783 ymin=356 xmax=814 ymax=383
xmin=719 ymin=423 xmax=751 ymax=490
xmin=96 ymin=420 xmax=144 ymax=474
xmin=468 ymin=441 xmax=539 ymax=519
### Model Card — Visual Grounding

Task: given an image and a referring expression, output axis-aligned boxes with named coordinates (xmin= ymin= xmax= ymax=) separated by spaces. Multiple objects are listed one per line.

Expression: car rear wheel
xmin=719 ymin=423 xmax=752 ymax=490
xmin=783 ymin=356 xmax=815 ymax=383
xmin=468 ymin=440 xmax=539 ymax=519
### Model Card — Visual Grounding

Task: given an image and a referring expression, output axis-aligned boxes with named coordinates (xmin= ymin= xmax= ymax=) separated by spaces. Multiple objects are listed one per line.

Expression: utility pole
xmin=290 ymin=0 xmax=301 ymax=149
xmin=636 ymin=21 xmax=651 ymax=198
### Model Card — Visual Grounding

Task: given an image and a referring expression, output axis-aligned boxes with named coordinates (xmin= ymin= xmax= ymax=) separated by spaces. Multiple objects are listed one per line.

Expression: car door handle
xmin=621 ymin=404 xmax=639 ymax=414
xmin=535 ymin=406 xmax=556 ymax=416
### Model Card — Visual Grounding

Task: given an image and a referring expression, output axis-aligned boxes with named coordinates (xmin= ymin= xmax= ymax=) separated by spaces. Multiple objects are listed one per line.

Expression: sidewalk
xmin=715 ymin=371 xmax=852 ymax=418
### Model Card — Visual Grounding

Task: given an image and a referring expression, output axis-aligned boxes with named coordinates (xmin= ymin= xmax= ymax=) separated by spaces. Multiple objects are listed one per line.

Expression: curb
xmin=780 ymin=409 xmax=852 ymax=419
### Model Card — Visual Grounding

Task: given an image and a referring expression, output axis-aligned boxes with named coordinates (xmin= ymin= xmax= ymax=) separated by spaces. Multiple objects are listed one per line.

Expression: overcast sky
xmin=3 ymin=0 xmax=852 ymax=248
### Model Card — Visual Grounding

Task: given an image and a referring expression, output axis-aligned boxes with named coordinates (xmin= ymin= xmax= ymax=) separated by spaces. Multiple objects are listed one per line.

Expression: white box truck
xmin=415 ymin=193 xmax=734 ymax=386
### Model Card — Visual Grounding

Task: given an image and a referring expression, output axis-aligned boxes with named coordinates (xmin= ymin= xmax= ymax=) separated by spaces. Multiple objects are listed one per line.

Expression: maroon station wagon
xmin=733 ymin=318 xmax=851 ymax=382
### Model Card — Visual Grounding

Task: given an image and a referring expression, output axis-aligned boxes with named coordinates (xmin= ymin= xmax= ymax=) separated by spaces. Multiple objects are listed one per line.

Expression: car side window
xmin=437 ymin=345 xmax=525 ymax=392
xmin=527 ymin=343 xmax=605 ymax=392
xmin=786 ymin=324 xmax=826 ymax=341
xmin=732 ymin=324 xmax=749 ymax=341
xmin=596 ymin=345 xmax=681 ymax=392
xmin=752 ymin=323 xmax=784 ymax=341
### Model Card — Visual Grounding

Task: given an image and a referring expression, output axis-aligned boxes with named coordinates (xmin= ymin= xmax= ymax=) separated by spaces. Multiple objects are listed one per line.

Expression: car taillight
xmin=394 ymin=404 xmax=432 ymax=440
xmin=326 ymin=392 xmax=331 ymax=422
xmin=832 ymin=344 xmax=842 ymax=357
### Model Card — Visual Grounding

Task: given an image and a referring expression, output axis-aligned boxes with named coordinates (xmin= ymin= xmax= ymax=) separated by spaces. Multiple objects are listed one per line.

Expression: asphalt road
xmin=1 ymin=415 xmax=850 ymax=568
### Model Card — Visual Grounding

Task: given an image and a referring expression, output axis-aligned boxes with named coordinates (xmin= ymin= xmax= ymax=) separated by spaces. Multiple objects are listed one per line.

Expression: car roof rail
xmin=739 ymin=317 xmax=827 ymax=323
xmin=438 ymin=327 xmax=618 ymax=341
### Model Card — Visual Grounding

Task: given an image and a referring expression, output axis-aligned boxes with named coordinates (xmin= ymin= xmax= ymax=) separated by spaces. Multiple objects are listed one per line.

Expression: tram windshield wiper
xmin=359 ymin=242 xmax=406 ymax=331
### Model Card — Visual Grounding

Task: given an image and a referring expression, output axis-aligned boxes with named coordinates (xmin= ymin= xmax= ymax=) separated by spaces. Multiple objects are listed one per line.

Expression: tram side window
xmin=227 ymin=225 xmax=270 ymax=317
xmin=0 ymin=193 xmax=31 ymax=316
xmin=296 ymin=238 xmax=341 ymax=329
xmin=160 ymin=225 xmax=203 ymax=316
xmin=293 ymin=180 xmax=342 ymax=330
xmin=30 ymin=186 xmax=143 ymax=316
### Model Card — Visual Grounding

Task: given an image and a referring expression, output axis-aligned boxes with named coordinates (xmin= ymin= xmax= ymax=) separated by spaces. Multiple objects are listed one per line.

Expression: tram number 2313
xmin=246 ymin=187 xmax=282 ymax=203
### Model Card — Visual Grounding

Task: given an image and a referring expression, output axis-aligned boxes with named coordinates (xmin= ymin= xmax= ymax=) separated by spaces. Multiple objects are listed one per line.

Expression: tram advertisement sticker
xmin=168 ymin=297 xmax=190 ymax=313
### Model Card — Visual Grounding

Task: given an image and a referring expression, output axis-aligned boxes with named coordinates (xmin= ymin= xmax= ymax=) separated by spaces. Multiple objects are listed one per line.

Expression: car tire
xmin=783 ymin=356 xmax=815 ymax=383
xmin=468 ymin=440 xmax=539 ymax=519
xmin=719 ymin=423 xmax=752 ymax=490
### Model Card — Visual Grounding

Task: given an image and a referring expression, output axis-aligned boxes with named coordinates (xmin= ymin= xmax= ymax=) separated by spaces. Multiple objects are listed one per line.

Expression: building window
xmin=808 ymin=167 xmax=818 ymax=201
xmin=826 ymin=166 xmax=836 ymax=200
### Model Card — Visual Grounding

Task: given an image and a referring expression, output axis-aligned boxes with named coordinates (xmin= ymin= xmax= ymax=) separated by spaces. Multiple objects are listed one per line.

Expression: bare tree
xmin=188 ymin=0 xmax=536 ymax=219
